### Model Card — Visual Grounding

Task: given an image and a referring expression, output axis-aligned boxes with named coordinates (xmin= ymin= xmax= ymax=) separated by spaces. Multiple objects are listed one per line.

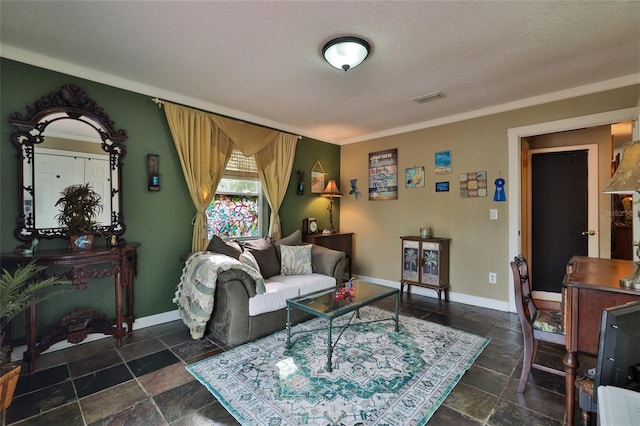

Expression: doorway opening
xmin=507 ymin=108 xmax=639 ymax=312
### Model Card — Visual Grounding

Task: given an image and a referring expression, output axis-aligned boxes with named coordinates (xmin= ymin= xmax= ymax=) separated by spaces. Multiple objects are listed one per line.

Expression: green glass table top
xmin=287 ymin=280 xmax=398 ymax=319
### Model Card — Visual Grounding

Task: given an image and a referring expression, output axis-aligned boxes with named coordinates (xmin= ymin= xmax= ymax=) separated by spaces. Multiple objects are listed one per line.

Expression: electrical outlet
xmin=489 ymin=272 xmax=497 ymax=284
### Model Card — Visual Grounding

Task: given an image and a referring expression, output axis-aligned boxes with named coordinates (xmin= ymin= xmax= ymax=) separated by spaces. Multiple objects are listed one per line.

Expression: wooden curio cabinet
xmin=400 ymin=236 xmax=450 ymax=304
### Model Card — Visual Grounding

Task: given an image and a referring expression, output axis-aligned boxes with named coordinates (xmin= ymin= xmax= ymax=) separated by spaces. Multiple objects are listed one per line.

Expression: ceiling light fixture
xmin=322 ymin=36 xmax=370 ymax=71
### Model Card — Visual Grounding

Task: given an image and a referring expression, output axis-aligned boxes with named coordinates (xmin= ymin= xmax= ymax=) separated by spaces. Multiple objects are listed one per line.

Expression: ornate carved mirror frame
xmin=9 ymin=84 xmax=128 ymax=244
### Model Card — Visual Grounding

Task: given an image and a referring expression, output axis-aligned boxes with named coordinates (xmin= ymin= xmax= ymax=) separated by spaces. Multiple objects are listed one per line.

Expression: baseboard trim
xmin=356 ymin=275 xmax=511 ymax=312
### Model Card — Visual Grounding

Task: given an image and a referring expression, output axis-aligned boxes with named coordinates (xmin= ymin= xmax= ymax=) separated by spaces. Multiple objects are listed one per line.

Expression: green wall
xmin=0 ymin=58 xmax=339 ymax=339
xmin=281 ymin=138 xmax=342 ymax=235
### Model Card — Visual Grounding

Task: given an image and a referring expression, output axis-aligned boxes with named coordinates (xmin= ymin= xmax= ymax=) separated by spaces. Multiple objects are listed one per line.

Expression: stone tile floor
xmin=2 ymin=293 xmax=592 ymax=425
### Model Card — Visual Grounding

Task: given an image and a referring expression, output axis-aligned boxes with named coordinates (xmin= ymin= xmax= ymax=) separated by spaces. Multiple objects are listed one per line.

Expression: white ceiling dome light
xmin=322 ymin=36 xmax=370 ymax=71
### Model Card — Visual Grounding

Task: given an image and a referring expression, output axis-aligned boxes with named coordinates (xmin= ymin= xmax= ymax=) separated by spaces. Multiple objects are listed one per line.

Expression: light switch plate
xmin=490 ymin=209 xmax=498 ymax=220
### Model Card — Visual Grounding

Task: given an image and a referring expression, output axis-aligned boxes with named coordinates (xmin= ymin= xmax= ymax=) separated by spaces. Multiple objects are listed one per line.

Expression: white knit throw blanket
xmin=174 ymin=252 xmax=265 ymax=339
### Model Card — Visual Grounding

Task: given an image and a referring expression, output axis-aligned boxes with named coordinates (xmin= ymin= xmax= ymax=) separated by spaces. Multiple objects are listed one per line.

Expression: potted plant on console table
xmin=55 ymin=183 xmax=103 ymax=251
xmin=0 ymin=261 xmax=70 ymax=411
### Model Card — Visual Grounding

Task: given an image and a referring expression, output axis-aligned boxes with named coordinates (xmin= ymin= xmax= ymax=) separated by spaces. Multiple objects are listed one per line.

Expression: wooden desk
xmin=562 ymin=256 xmax=639 ymax=426
xmin=302 ymin=232 xmax=353 ymax=278
xmin=0 ymin=244 xmax=139 ymax=373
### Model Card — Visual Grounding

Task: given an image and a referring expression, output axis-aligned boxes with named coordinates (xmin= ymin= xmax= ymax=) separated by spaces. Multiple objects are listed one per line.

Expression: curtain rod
xmin=151 ymin=97 xmax=301 ymax=139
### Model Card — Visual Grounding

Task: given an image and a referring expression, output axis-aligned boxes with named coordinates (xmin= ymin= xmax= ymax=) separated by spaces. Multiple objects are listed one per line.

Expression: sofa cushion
xmin=206 ymin=235 xmax=242 ymax=259
xmin=274 ymin=229 xmax=303 ymax=261
xmin=276 ymin=229 xmax=303 ymax=246
xmin=240 ymin=238 xmax=280 ymax=279
xmin=280 ymin=244 xmax=313 ymax=276
xmin=248 ymin=273 xmax=336 ymax=316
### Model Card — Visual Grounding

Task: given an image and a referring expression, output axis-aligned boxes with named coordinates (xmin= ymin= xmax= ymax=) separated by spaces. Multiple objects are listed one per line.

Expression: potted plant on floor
xmin=0 ymin=261 xmax=70 ymax=411
xmin=55 ymin=183 xmax=103 ymax=250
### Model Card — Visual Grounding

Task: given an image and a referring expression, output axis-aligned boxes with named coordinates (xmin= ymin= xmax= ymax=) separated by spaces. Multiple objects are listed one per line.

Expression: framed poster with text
xmin=368 ymin=148 xmax=398 ymax=200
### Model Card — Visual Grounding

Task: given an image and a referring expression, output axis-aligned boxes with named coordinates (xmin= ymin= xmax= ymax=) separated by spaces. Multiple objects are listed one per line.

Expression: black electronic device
xmin=593 ymin=301 xmax=640 ymax=406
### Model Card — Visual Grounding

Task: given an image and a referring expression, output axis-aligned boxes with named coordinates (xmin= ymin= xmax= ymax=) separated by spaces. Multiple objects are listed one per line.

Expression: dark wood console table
xmin=0 ymin=243 xmax=139 ymax=373
xmin=562 ymin=255 xmax=639 ymax=426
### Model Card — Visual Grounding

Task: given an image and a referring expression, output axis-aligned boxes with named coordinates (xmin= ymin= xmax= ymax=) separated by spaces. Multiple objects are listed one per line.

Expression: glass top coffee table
xmin=286 ymin=280 xmax=399 ymax=372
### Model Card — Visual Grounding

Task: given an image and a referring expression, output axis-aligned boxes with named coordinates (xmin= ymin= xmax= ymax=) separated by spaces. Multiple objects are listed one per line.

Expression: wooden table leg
xmin=564 ymin=349 xmax=578 ymax=425
xmin=114 ymin=271 xmax=124 ymax=348
xmin=25 ymin=304 xmax=37 ymax=373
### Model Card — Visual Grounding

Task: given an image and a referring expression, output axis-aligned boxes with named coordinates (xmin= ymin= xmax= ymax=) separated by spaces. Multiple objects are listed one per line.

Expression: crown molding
xmin=342 ymin=74 xmax=640 ymax=145
xmin=3 ymin=44 xmax=638 ymax=146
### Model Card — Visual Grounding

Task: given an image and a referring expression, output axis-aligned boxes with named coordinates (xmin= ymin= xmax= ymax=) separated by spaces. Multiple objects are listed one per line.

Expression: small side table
xmin=399 ymin=236 xmax=450 ymax=304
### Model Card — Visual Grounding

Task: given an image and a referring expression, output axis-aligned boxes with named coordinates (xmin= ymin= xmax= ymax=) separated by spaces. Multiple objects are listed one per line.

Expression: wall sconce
xmin=147 ymin=154 xmax=160 ymax=191
xmin=602 ymin=140 xmax=640 ymax=289
xmin=321 ymin=180 xmax=342 ymax=233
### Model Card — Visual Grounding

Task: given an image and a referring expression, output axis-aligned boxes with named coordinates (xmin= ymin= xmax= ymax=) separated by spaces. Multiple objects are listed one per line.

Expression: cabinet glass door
xmin=420 ymin=241 xmax=440 ymax=285
xmin=402 ymin=239 xmax=420 ymax=281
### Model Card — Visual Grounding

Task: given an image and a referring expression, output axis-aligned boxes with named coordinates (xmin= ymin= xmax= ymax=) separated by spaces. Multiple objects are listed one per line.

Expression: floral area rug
xmin=187 ymin=306 xmax=490 ymax=425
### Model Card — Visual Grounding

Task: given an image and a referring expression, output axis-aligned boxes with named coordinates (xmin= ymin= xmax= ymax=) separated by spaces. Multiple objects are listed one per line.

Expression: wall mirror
xmin=9 ymin=84 xmax=128 ymax=243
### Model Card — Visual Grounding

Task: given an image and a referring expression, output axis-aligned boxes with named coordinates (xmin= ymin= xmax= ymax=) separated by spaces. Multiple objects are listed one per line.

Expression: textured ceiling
xmin=1 ymin=1 xmax=639 ymax=145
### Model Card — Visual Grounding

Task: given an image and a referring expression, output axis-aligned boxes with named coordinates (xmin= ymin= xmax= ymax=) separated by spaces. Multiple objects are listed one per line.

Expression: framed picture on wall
xmin=368 ymin=148 xmax=398 ymax=200
xmin=435 ymin=181 xmax=449 ymax=192
xmin=435 ymin=151 xmax=451 ymax=175
xmin=311 ymin=160 xmax=326 ymax=193
xmin=405 ymin=167 xmax=425 ymax=188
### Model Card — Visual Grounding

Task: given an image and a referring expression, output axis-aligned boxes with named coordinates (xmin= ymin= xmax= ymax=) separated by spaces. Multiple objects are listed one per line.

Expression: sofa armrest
xmin=311 ymin=244 xmax=347 ymax=283
xmin=216 ymin=268 xmax=258 ymax=298
xmin=208 ymin=268 xmax=258 ymax=343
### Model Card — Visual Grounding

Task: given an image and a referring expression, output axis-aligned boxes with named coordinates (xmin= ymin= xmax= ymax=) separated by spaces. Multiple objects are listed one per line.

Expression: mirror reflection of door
xmin=34 ymin=153 xmax=84 ymax=228
xmin=34 ymin=150 xmax=111 ymax=229
xmin=35 ymin=118 xmax=111 ymax=230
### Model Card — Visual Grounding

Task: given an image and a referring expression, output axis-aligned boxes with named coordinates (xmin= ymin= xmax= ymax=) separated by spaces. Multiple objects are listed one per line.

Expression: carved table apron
xmin=1 ymin=243 xmax=139 ymax=373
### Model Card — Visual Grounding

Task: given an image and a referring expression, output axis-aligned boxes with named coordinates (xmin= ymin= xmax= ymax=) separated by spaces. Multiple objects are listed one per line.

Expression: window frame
xmin=206 ymin=150 xmax=266 ymax=241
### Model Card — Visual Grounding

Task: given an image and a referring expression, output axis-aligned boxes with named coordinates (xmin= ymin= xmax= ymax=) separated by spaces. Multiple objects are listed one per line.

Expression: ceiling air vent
xmin=412 ymin=91 xmax=445 ymax=104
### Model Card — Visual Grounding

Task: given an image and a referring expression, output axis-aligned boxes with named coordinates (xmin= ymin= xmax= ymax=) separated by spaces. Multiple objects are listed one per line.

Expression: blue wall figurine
xmin=494 ymin=178 xmax=506 ymax=202
xmin=349 ymin=179 xmax=361 ymax=200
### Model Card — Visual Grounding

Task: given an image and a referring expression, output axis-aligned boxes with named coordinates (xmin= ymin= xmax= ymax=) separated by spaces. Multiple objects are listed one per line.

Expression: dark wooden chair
xmin=510 ymin=255 xmax=566 ymax=393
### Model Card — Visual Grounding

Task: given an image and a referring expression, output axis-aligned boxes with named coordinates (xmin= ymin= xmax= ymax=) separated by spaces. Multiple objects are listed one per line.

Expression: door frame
xmin=507 ymin=107 xmax=639 ymax=312
xmin=526 ymin=144 xmax=599 ymax=302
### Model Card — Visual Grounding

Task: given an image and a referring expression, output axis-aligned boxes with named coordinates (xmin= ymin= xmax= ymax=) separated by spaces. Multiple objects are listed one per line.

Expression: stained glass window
xmin=206 ymin=150 xmax=262 ymax=240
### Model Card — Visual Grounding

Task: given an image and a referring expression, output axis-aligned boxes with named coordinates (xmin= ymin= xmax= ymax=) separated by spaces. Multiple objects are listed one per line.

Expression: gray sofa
xmin=205 ymin=232 xmax=347 ymax=346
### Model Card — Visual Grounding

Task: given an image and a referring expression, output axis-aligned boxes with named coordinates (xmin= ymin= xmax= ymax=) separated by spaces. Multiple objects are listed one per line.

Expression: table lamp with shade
xmin=321 ymin=180 xmax=342 ymax=233
xmin=602 ymin=140 xmax=640 ymax=289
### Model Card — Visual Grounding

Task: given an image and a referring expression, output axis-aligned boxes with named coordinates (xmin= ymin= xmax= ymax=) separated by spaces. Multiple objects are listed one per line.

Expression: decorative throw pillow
xmin=274 ymin=229 xmax=303 ymax=261
xmin=206 ymin=235 xmax=242 ymax=259
xmin=280 ymin=244 xmax=313 ymax=276
xmin=240 ymin=239 xmax=280 ymax=279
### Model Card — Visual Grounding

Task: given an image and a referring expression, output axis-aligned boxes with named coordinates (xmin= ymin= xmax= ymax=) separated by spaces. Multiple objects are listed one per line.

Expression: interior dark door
xmin=531 ymin=150 xmax=589 ymax=292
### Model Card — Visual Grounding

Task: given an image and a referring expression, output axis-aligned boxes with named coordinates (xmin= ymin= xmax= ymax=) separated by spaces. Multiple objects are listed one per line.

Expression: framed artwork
xmin=368 ymin=148 xmax=398 ymax=200
xmin=435 ymin=151 xmax=451 ymax=175
xmin=311 ymin=160 xmax=326 ymax=193
xmin=405 ymin=166 xmax=425 ymax=188
xmin=435 ymin=181 xmax=449 ymax=192
xmin=460 ymin=171 xmax=487 ymax=198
